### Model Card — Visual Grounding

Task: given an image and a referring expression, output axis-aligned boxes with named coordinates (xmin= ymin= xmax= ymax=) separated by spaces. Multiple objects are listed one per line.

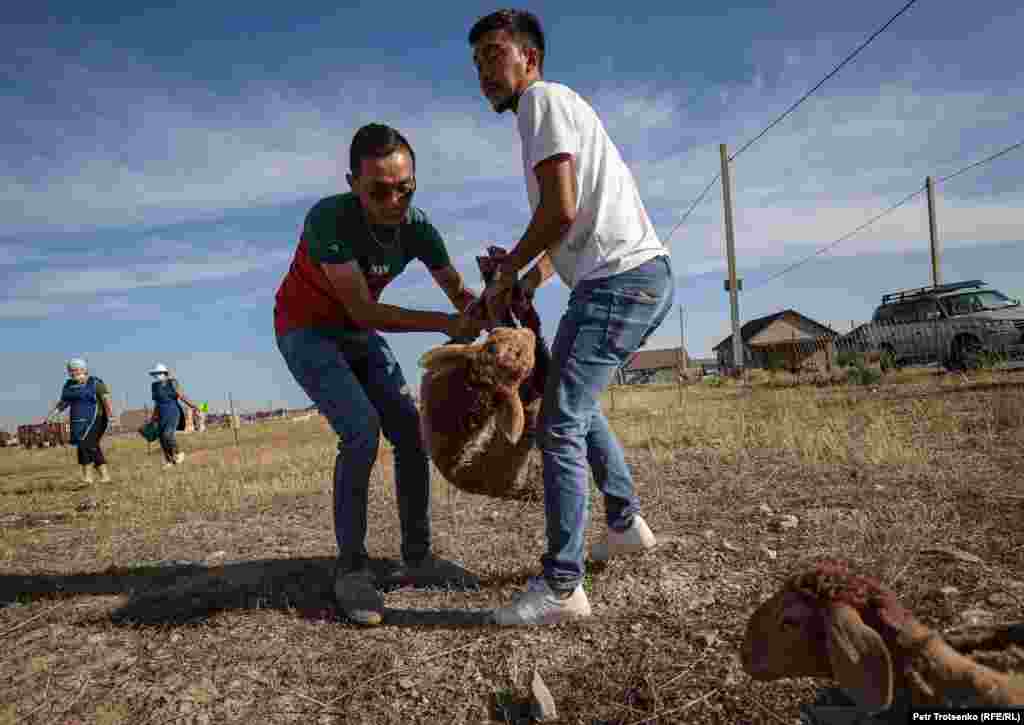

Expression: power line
xmin=935 ymin=140 xmax=1024 ymax=185
xmin=746 ymin=137 xmax=1024 ymax=292
xmin=665 ymin=0 xmax=921 ymax=244
xmin=664 ymin=174 xmax=720 ymax=244
xmin=728 ymin=0 xmax=921 ymax=164
xmin=747 ymin=186 xmax=925 ymax=292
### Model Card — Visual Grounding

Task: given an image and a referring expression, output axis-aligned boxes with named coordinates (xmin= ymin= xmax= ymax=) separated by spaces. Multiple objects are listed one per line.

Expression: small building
xmin=714 ymin=310 xmax=839 ymax=373
xmin=620 ymin=346 xmax=689 ymax=385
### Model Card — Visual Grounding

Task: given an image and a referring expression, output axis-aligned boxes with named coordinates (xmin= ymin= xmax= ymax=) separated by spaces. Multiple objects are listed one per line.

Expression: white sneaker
xmin=591 ymin=515 xmax=656 ymax=562
xmin=162 ymin=461 xmax=174 ymax=469
xmin=174 ymin=452 xmax=185 ymax=464
xmin=492 ymin=576 xmax=592 ymax=626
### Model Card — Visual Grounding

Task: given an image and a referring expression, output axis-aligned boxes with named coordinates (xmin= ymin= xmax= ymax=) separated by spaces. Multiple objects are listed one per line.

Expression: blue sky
xmin=2 ymin=0 xmax=1023 ymax=428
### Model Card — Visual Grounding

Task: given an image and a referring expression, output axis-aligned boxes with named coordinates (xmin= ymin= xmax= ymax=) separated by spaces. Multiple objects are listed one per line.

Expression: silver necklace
xmin=363 ymin=210 xmax=402 ymax=251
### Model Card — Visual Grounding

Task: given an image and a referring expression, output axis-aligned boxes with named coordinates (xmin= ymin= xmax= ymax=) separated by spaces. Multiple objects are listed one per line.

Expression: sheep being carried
xmin=418 ymin=246 xmax=549 ymax=500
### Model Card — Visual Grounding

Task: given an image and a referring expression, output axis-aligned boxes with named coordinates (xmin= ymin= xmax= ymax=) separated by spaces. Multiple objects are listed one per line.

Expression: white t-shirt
xmin=517 ymin=80 xmax=667 ymax=289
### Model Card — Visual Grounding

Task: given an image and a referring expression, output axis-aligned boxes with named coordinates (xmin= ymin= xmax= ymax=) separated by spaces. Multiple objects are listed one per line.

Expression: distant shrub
xmin=835 ymin=350 xmax=860 ymax=368
xmin=847 ymin=365 xmax=882 ymax=386
xmin=977 ymin=350 xmax=1007 ymax=370
xmin=879 ymin=349 xmax=896 ymax=373
xmin=764 ymin=351 xmax=787 ymax=373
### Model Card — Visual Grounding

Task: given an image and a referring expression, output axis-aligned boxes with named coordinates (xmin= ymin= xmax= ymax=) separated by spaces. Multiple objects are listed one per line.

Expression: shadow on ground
xmin=0 ymin=557 xmax=498 ymax=628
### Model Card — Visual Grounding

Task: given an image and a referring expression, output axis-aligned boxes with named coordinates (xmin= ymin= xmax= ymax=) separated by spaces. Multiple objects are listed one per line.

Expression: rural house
xmin=714 ymin=310 xmax=838 ymax=372
xmin=620 ymin=346 xmax=688 ymax=385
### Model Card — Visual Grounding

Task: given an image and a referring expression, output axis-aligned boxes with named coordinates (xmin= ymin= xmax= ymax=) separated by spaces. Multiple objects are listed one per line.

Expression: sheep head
xmin=741 ymin=560 xmax=914 ymax=712
xmin=419 ymin=326 xmax=536 ymax=444
xmin=741 ymin=560 xmax=1024 ymax=710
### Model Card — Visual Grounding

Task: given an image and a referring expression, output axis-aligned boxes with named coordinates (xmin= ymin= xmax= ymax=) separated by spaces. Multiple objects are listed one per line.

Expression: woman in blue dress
xmin=148 ymin=363 xmax=200 ymax=468
xmin=45 ymin=358 xmax=114 ymax=483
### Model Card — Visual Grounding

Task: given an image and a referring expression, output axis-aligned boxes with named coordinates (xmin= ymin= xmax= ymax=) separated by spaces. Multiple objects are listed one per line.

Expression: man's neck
xmin=509 ymin=77 xmax=541 ymax=114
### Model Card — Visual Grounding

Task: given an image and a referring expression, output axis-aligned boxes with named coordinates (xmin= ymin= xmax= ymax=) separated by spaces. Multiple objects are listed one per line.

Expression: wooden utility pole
xmin=678 ymin=304 xmax=687 ymax=369
xmin=926 ymin=176 xmax=942 ymax=287
xmin=678 ymin=304 xmax=686 ymax=406
xmin=720 ymin=144 xmax=743 ymax=374
xmin=228 ymin=393 xmax=240 ymax=448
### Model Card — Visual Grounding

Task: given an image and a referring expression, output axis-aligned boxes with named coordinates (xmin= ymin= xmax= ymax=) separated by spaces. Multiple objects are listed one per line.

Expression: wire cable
xmin=728 ymin=0 xmax=921 ymax=164
xmin=935 ymin=140 xmax=1024 ymax=185
xmin=746 ymin=137 xmax=1024 ymax=292
xmin=665 ymin=0 xmax=922 ymax=244
xmin=747 ymin=187 xmax=925 ymax=291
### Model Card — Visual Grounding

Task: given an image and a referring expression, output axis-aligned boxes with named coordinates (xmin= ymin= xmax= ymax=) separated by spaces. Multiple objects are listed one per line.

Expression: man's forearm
xmin=451 ymin=288 xmax=478 ymax=313
xmin=522 ymin=253 xmax=556 ymax=292
xmin=505 ymin=202 xmax=573 ymax=276
xmin=359 ymin=304 xmax=453 ymax=334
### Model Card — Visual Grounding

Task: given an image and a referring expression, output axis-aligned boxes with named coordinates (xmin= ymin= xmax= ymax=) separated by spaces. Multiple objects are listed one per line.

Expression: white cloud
xmin=0 ymin=298 xmax=66 ymax=320
xmin=0 ymin=242 xmax=44 ymax=266
xmin=8 ymin=248 xmax=292 ymax=298
xmin=2 ymin=34 xmax=1022 ymax=329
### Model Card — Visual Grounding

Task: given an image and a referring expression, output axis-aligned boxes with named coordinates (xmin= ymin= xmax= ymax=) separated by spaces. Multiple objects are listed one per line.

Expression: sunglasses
xmin=363 ymin=177 xmax=416 ymax=203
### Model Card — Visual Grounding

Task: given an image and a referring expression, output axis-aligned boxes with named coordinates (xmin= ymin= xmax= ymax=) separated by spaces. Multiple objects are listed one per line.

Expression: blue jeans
xmin=276 ymin=328 xmax=431 ymax=571
xmin=539 ymin=255 xmax=675 ymax=591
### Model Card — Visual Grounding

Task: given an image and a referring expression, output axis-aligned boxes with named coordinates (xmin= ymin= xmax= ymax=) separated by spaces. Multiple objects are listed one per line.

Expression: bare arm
xmin=45 ymin=400 xmax=67 ymax=422
xmin=169 ymin=381 xmax=198 ymax=410
xmin=430 ymin=265 xmax=479 ymax=313
xmin=519 ymin=252 xmax=557 ymax=297
xmin=501 ymin=153 xmax=577 ymax=276
xmin=101 ymin=394 xmax=113 ymax=418
xmin=321 ymin=261 xmax=458 ymax=335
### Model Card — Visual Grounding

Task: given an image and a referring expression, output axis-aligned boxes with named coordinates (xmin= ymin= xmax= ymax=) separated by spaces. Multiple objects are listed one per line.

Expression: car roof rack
xmin=881 ymin=279 xmax=986 ymax=305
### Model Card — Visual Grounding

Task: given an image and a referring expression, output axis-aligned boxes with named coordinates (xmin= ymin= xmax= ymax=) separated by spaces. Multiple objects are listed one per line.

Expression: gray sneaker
xmin=334 ymin=564 xmax=384 ymax=626
xmin=378 ymin=554 xmax=480 ymax=590
xmin=492 ymin=576 xmax=592 ymax=626
xmin=591 ymin=515 xmax=657 ymax=562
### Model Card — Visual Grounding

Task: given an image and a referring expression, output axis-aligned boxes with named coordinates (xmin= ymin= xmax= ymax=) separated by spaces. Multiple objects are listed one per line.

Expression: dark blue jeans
xmin=539 ymin=255 xmax=675 ymax=591
xmin=276 ymin=328 xmax=431 ymax=571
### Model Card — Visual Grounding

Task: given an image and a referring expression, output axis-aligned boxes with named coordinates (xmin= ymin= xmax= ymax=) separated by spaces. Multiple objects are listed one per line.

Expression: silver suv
xmin=844 ymin=280 xmax=1024 ymax=369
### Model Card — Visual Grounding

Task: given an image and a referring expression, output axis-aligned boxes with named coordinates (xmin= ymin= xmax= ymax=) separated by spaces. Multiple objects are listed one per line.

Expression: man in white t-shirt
xmin=469 ymin=8 xmax=676 ymax=626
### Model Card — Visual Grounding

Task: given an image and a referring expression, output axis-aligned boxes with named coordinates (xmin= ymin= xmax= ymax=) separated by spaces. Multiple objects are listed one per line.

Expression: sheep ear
xmin=494 ymin=388 xmax=525 ymax=444
xmin=418 ymin=343 xmax=480 ymax=370
xmin=826 ymin=604 xmax=894 ymax=713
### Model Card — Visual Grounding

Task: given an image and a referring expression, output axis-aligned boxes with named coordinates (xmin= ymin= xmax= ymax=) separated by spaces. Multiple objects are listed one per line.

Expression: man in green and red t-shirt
xmin=274 ymin=123 xmax=487 ymax=626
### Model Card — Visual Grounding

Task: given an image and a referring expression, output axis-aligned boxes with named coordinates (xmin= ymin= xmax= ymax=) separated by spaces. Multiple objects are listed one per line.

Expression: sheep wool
xmin=419 ymin=327 xmax=543 ymax=500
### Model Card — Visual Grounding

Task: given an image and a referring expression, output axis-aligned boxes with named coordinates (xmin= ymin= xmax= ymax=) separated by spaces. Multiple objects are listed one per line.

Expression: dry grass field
xmin=1 ymin=369 xmax=1022 ymax=724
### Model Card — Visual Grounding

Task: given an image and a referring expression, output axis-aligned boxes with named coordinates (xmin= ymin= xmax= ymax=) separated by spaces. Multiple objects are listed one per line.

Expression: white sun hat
xmin=67 ymin=357 xmax=88 ymax=370
xmin=149 ymin=363 xmax=169 ymax=375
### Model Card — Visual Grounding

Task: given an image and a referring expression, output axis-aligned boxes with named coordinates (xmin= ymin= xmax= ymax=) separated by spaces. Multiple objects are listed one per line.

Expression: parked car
xmin=839 ymin=280 xmax=1024 ymax=369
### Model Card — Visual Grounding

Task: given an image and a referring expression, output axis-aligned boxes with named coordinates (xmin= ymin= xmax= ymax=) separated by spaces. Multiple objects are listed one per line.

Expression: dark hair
xmin=468 ymin=9 xmax=545 ymax=73
xmin=349 ymin=123 xmax=416 ymax=176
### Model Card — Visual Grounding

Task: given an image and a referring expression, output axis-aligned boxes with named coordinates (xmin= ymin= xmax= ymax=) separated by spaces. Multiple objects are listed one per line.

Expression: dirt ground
xmin=1 ymin=379 xmax=1022 ymax=724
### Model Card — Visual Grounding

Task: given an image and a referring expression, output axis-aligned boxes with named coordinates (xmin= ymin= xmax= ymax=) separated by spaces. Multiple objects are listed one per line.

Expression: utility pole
xmin=678 ymin=304 xmax=687 ymax=370
xmin=677 ymin=304 xmax=687 ymax=406
xmin=720 ymin=144 xmax=743 ymax=374
xmin=228 ymin=392 xmax=240 ymax=448
xmin=926 ymin=176 xmax=942 ymax=287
